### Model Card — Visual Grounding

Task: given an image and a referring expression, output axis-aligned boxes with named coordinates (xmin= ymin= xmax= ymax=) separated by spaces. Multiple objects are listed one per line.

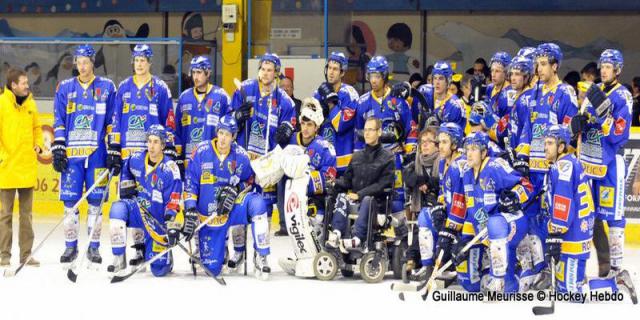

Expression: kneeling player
xmin=543 ymin=125 xmax=636 ymax=303
xmin=108 ymin=125 xmax=183 ymax=277
xmin=184 ymin=115 xmax=271 ymax=279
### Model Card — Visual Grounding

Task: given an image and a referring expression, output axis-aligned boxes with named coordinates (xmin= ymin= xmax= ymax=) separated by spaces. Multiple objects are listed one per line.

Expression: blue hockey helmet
xmin=190 ymin=55 xmax=212 ymax=73
xmin=508 ymin=55 xmax=534 ymax=76
xmin=259 ymin=53 xmax=281 ymax=73
xmin=366 ymin=55 xmax=389 ymax=81
xmin=217 ymin=114 xmax=238 ymax=136
xmin=146 ymin=124 xmax=167 ymax=144
xmin=432 ymin=60 xmax=453 ymax=82
xmin=327 ymin=51 xmax=348 ymax=71
xmin=490 ymin=51 xmax=512 ymax=69
xmin=132 ymin=44 xmax=153 ymax=61
xmin=536 ymin=43 xmax=563 ymax=65
xmin=516 ymin=47 xmax=538 ymax=61
xmin=599 ymin=49 xmax=624 ymax=72
xmin=464 ymin=131 xmax=490 ymax=151
xmin=543 ymin=124 xmax=571 ymax=146
xmin=437 ymin=122 xmax=463 ymax=147
xmin=74 ymin=44 xmax=96 ymax=61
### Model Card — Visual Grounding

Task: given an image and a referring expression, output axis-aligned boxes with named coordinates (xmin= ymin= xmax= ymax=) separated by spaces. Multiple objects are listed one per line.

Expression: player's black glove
xmin=498 ymin=189 xmax=521 ymax=214
xmin=217 ymin=185 xmax=239 ymax=216
xmin=586 ymin=83 xmax=613 ymax=120
xmin=234 ymin=101 xmax=253 ymax=125
xmin=391 ymin=81 xmax=411 ymax=100
xmin=51 ymin=140 xmax=68 ymax=173
xmin=182 ymin=208 xmax=199 ymax=241
xmin=275 ymin=122 xmax=295 ymax=148
xmin=513 ymin=158 xmax=530 ymax=177
xmin=569 ymin=113 xmax=590 ymax=137
xmin=119 ymin=180 xmax=138 ymax=200
xmin=430 ymin=205 xmax=447 ymax=232
xmin=436 ymin=227 xmax=458 ymax=260
xmin=545 ymin=233 xmax=562 ymax=263
xmin=106 ymin=146 xmax=122 ymax=176
xmin=379 ymin=122 xmax=404 ymax=144
xmin=451 ymin=237 xmax=470 ymax=266
xmin=317 ymin=82 xmax=339 ymax=106
xmin=165 ymin=215 xmax=180 ymax=247
xmin=163 ymin=145 xmax=178 ymax=161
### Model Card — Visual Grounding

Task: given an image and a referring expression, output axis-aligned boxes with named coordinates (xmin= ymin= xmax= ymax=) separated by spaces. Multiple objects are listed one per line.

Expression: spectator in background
xmin=0 ymin=68 xmax=43 ymax=267
xmin=473 ymin=57 xmax=490 ymax=83
xmin=24 ymin=63 xmax=45 ymax=97
xmin=424 ymin=65 xmax=434 ymax=84
xmin=459 ymin=74 xmax=473 ymax=135
xmin=580 ymin=61 xmax=599 ymax=83
xmin=279 ymin=76 xmax=302 ymax=116
xmin=448 ymin=73 xmax=462 ymax=96
xmin=563 ymin=70 xmax=580 ymax=95
xmin=409 ymin=73 xmax=424 ymax=89
xmin=632 ymin=77 xmax=640 ymax=126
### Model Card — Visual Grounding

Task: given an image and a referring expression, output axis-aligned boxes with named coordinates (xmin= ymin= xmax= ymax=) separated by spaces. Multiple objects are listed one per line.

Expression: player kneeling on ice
xmin=275 ymin=98 xmax=337 ymax=277
xmin=437 ymin=131 xmax=533 ymax=293
xmin=542 ymin=124 xmax=637 ymax=303
xmin=184 ymin=114 xmax=271 ymax=280
xmin=107 ymin=125 xmax=183 ymax=277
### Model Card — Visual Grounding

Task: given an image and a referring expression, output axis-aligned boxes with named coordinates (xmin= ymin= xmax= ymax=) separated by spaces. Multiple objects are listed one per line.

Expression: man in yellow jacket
xmin=0 ymin=68 xmax=43 ymax=267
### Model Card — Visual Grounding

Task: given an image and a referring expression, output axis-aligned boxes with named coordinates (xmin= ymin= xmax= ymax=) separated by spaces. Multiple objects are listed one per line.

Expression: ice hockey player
xmin=354 ymin=55 xmax=414 ymax=216
xmin=227 ymin=52 xmax=296 ymax=270
xmin=171 ymin=55 xmax=232 ymax=172
xmin=107 ymin=44 xmax=175 ymax=267
xmin=528 ymin=43 xmax=578 ymax=289
xmin=542 ymin=124 xmax=636 ymax=303
xmin=52 ymin=44 xmax=116 ymax=265
xmin=569 ymin=49 xmax=632 ymax=278
xmin=183 ymin=114 xmax=271 ymax=279
xmin=313 ymin=51 xmax=359 ymax=176
xmin=420 ymin=61 xmax=467 ymax=130
xmin=107 ymin=125 xmax=183 ymax=277
xmin=411 ymin=122 xmax=464 ymax=282
xmin=485 ymin=51 xmax=512 ymax=124
xmin=277 ymin=98 xmax=337 ymax=275
xmin=437 ymin=131 xmax=533 ymax=293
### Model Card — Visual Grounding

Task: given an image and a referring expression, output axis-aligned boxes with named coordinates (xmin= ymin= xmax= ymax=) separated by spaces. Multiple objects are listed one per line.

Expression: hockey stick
xmin=67 ymin=169 xmax=115 ymax=282
xmin=4 ymin=169 xmax=110 ymax=277
xmin=111 ymin=185 xmax=251 ymax=283
xmin=138 ymin=205 xmax=225 ymax=285
xmin=188 ymin=240 xmax=197 ymax=278
xmin=233 ymin=77 xmax=250 ymax=276
xmin=532 ymin=257 xmax=555 ymax=315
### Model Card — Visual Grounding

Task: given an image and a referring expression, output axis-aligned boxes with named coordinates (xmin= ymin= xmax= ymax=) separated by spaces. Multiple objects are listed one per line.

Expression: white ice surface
xmin=1 ymin=220 xmax=638 ymax=320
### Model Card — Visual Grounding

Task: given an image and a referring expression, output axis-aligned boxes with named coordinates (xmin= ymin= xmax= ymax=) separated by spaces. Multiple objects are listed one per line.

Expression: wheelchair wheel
xmin=391 ymin=243 xmax=407 ymax=280
xmin=360 ymin=251 xmax=387 ymax=283
xmin=313 ymin=252 xmax=338 ymax=281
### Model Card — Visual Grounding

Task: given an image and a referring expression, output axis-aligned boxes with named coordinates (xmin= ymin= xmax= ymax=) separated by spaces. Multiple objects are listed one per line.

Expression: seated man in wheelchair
xmin=326 ymin=117 xmax=396 ymax=251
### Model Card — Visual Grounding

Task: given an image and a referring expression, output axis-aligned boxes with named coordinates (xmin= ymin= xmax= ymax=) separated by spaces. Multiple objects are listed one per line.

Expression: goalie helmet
xmin=299 ymin=97 xmax=324 ymax=127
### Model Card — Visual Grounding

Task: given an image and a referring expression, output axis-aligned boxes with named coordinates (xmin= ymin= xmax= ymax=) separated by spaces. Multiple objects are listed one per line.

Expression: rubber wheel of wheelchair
xmin=341 ymin=268 xmax=354 ymax=278
xmin=391 ymin=244 xmax=406 ymax=280
xmin=313 ymin=252 xmax=338 ymax=281
xmin=360 ymin=251 xmax=387 ymax=283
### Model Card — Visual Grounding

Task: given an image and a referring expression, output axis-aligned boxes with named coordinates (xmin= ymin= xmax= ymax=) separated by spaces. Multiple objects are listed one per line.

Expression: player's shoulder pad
xmin=233 ymin=142 xmax=249 ymax=157
xmin=358 ymin=92 xmax=371 ymax=104
xmin=555 ymin=158 xmax=573 ymax=182
xmin=95 ymin=76 xmax=116 ymax=88
xmin=130 ymin=149 xmax=146 ymax=162
xmin=278 ymin=87 xmax=294 ymax=105
xmin=57 ymin=78 xmax=75 ymax=90
xmin=489 ymin=157 xmax=514 ymax=173
xmin=615 ymin=85 xmax=633 ymax=106
xmin=212 ymin=85 xmax=230 ymax=100
xmin=242 ymin=79 xmax=257 ymax=88
xmin=316 ymin=137 xmax=336 ymax=156
xmin=161 ymin=159 xmax=181 ymax=180
xmin=418 ymin=83 xmax=433 ymax=95
xmin=340 ymin=84 xmax=360 ymax=101
xmin=152 ymin=76 xmax=172 ymax=97
xmin=178 ymin=87 xmax=192 ymax=100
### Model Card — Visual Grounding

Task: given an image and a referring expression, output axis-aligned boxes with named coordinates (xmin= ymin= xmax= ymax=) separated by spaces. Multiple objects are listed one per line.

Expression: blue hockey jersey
xmin=438 ymin=152 xmax=468 ymax=232
xmin=288 ymin=133 xmax=337 ymax=195
xmin=120 ymin=150 xmax=182 ymax=226
xmin=486 ymin=82 xmax=511 ymax=119
xmin=529 ymin=82 xmax=578 ymax=173
xmin=578 ymin=83 xmax=632 ymax=179
xmin=230 ymin=79 xmax=296 ymax=159
xmin=544 ymin=153 xmax=594 ymax=259
xmin=497 ymin=86 xmax=533 ymax=160
xmin=184 ymin=139 xmax=254 ymax=215
xmin=109 ymin=75 xmax=174 ymax=159
xmin=53 ymin=76 xmax=116 ymax=160
xmin=172 ymin=84 xmax=232 ymax=167
xmin=312 ymin=82 xmax=358 ymax=174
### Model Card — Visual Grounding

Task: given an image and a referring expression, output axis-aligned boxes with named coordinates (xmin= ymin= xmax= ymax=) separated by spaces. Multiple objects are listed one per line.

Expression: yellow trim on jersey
xmin=336 ymin=154 xmax=352 ymax=169
xmin=580 ymin=161 xmax=607 ymax=179
xmin=144 ymin=152 xmax=162 ymax=176
xmin=331 ymin=112 xmax=341 ymax=131
xmin=561 ymin=239 xmax=591 ymax=255
xmin=133 ymin=75 xmax=152 ymax=89
xmin=371 ymin=87 xmax=391 ymax=105
xmin=77 ymin=75 xmax=96 ymax=90
xmin=193 ymin=83 xmax=213 ymax=103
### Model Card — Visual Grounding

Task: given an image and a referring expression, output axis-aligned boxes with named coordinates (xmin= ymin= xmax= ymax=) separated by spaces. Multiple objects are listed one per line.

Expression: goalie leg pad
xmin=284 ymin=177 xmax=320 ymax=261
xmin=417 ymin=208 xmax=435 ymax=265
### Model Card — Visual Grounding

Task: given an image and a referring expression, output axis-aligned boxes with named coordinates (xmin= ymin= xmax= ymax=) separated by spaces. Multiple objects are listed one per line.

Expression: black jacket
xmin=335 ymin=142 xmax=395 ymax=200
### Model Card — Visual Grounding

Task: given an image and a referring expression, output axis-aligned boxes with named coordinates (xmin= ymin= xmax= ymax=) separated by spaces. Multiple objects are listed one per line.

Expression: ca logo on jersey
xmin=73 ymin=115 xmax=94 ymax=129
xmin=128 ymin=115 xmax=147 ymax=130
xmin=190 ymin=127 xmax=204 ymax=142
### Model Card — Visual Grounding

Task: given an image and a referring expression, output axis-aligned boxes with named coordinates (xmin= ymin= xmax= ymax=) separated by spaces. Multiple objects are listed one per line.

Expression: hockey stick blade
xmin=532 ymin=305 xmax=554 ymax=316
xmin=67 ymin=269 xmax=78 ymax=283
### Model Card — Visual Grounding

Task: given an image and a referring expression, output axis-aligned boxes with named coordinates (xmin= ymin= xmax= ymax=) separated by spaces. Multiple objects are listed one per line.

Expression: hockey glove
xmin=51 ymin=141 xmax=68 ymax=173
xmin=451 ymin=237 xmax=470 ymax=266
xmin=119 ymin=180 xmax=138 ymax=200
xmin=569 ymin=113 xmax=590 ymax=137
xmin=391 ymin=81 xmax=412 ymax=100
xmin=106 ymin=146 xmax=122 ymax=176
xmin=275 ymin=122 xmax=295 ymax=148
xmin=317 ymin=82 xmax=339 ymax=106
xmin=498 ymin=189 xmax=521 ymax=214
xmin=165 ymin=214 xmax=181 ymax=247
xmin=182 ymin=208 xmax=199 ymax=241
xmin=586 ymin=83 xmax=613 ymax=120
xmin=217 ymin=185 xmax=239 ymax=216
xmin=430 ymin=205 xmax=447 ymax=232
xmin=545 ymin=233 xmax=562 ymax=263
xmin=234 ymin=101 xmax=253 ymax=125
xmin=163 ymin=145 xmax=178 ymax=161
xmin=513 ymin=158 xmax=530 ymax=177
xmin=436 ymin=227 xmax=458 ymax=260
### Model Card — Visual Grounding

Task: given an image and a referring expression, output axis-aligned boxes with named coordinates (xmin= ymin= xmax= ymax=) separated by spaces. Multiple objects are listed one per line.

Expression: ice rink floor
xmin=1 ymin=220 xmax=638 ymax=320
